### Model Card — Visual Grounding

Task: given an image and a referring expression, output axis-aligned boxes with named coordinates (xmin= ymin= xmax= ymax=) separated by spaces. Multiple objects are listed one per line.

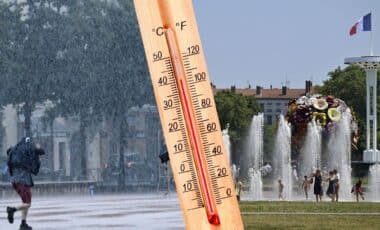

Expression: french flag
xmin=350 ymin=13 xmax=371 ymax=36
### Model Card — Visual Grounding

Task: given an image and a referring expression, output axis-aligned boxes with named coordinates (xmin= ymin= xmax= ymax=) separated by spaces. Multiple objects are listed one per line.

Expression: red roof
xmin=213 ymin=87 xmax=315 ymax=100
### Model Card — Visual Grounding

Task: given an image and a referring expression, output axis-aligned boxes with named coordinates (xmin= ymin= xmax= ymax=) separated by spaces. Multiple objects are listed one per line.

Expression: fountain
xmin=369 ymin=163 xmax=380 ymax=201
xmin=222 ymin=123 xmax=231 ymax=166
xmin=274 ymin=115 xmax=293 ymax=200
xmin=246 ymin=114 xmax=264 ymax=200
xmin=326 ymin=111 xmax=353 ymax=200
xmin=300 ymin=120 xmax=322 ymax=177
xmin=231 ymin=164 xmax=238 ymax=183
xmin=223 ymin=124 xmax=240 ymax=188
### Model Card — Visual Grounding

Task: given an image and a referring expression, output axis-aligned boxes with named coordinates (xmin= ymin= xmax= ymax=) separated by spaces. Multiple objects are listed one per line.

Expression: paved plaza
xmin=0 ymin=194 xmax=183 ymax=230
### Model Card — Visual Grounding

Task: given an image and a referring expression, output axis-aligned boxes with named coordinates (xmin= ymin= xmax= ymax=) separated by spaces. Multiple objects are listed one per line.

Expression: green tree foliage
xmin=0 ymin=0 xmax=153 ymax=182
xmin=318 ymin=66 xmax=366 ymax=119
xmin=0 ymin=1 xmax=66 ymax=136
xmin=0 ymin=0 xmax=153 ymax=129
xmin=214 ymin=90 xmax=260 ymax=161
xmin=56 ymin=0 xmax=153 ymax=180
xmin=55 ymin=0 xmax=153 ymax=122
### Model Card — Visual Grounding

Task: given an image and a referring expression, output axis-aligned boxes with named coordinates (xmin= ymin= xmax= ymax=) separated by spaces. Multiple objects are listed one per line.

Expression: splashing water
xmin=222 ymin=126 xmax=231 ymax=166
xmin=274 ymin=115 xmax=293 ymax=200
xmin=247 ymin=114 xmax=264 ymax=200
xmin=326 ymin=111 xmax=352 ymax=200
xmin=231 ymin=164 xmax=238 ymax=183
xmin=248 ymin=168 xmax=262 ymax=200
xmin=301 ymin=120 xmax=322 ymax=177
xmin=369 ymin=164 xmax=380 ymax=201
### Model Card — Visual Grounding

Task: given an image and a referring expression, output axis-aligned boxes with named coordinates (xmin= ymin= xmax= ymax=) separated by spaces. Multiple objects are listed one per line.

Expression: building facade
xmin=0 ymin=103 xmax=163 ymax=184
xmin=125 ymin=105 xmax=162 ymax=184
xmin=214 ymin=81 xmax=314 ymax=124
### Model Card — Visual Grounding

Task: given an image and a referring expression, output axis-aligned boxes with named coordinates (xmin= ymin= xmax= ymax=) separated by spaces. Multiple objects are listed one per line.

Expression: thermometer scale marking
xmin=158 ymin=50 xmax=205 ymax=210
xmin=165 ymin=27 xmax=219 ymax=223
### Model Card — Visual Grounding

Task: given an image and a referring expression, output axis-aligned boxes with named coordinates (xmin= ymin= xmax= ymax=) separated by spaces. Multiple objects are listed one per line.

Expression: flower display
xmin=286 ymin=95 xmax=347 ymax=128
xmin=286 ymin=94 xmax=359 ymax=149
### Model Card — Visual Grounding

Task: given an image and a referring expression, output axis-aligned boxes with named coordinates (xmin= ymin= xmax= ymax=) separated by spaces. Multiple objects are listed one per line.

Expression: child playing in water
xmin=302 ymin=175 xmax=311 ymax=200
xmin=351 ymin=179 xmax=365 ymax=202
xmin=278 ymin=179 xmax=284 ymax=200
xmin=235 ymin=179 xmax=243 ymax=201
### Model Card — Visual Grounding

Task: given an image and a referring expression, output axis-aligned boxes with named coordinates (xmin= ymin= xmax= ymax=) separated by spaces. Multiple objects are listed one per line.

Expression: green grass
xmin=240 ymin=201 xmax=380 ymax=213
xmin=240 ymin=201 xmax=380 ymax=230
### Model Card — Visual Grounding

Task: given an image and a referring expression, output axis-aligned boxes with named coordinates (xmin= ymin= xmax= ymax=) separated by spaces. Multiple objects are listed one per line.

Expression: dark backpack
xmin=7 ymin=139 xmax=41 ymax=175
xmin=6 ymin=147 xmax=14 ymax=176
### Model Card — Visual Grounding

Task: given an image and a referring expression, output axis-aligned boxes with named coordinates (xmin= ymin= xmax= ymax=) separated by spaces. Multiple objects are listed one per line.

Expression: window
xmin=266 ymin=115 xmax=272 ymax=125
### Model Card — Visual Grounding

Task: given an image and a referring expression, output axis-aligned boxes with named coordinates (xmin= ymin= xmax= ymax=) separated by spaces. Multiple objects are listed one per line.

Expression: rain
xmin=0 ymin=1 xmax=172 ymax=229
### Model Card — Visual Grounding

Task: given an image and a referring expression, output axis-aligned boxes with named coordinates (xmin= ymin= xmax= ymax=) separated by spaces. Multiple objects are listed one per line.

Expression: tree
xmin=0 ymin=0 xmax=67 ymax=137
xmin=0 ymin=0 xmax=154 ymax=184
xmin=317 ymin=65 xmax=368 ymax=156
xmin=40 ymin=104 xmax=59 ymax=170
xmin=214 ymin=90 xmax=260 ymax=163
xmin=53 ymin=0 xmax=153 ymax=182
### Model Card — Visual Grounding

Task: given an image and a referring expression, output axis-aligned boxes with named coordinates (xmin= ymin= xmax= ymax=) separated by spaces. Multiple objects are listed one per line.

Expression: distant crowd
xmin=235 ymin=168 xmax=365 ymax=202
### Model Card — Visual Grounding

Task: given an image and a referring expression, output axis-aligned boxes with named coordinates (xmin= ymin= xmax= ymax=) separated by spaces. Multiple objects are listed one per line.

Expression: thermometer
xmin=134 ymin=0 xmax=244 ymax=229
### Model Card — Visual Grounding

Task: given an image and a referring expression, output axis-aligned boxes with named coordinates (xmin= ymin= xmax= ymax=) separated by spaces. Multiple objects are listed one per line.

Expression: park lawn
xmin=240 ymin=201 xmax=380 ymax=230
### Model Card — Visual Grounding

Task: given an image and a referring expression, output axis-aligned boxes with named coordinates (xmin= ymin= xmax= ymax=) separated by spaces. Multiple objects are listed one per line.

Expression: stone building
xmin=0 ymin=103 xmax=163 ymax=184
xmin=125 ymin=105 xmax=162 ymax=184
xmin=1 ymin=103 xmax=73 ymax=180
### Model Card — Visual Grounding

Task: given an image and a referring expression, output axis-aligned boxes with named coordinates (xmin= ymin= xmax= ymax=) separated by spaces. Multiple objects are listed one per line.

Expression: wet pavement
xmin=0 ymin=193 xmax=183 ymax=230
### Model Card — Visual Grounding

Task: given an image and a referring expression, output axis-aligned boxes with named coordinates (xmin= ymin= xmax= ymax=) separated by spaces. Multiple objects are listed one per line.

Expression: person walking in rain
xmin=6 ymin=137 xmax=45 ymax=230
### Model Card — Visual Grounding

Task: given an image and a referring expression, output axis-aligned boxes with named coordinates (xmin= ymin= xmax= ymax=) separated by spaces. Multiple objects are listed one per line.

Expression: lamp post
xmin=345 ymin=56 xmax=380 ymax=163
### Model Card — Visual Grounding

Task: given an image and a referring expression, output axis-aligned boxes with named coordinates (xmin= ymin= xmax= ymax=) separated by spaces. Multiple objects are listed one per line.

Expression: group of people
xmin=302 ymin=169 xmax=340 ymax=202
xmin=310 ymin=169 xmax=338 ymax=202
xmin=276 ymin=169 xmax=341 ymax=201
xmin=301 ymin=169 xmax=365 ymax=202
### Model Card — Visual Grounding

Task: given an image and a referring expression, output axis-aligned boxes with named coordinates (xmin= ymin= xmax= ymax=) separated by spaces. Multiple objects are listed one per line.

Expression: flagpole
xmin=370 ymin=11 xmax=373 ymax=56
xmin=370 ymin=30 xmax=373 ymax=56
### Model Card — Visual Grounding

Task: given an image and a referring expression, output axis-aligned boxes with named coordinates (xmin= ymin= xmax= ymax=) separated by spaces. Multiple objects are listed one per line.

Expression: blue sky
xmin=193 ymin=0 xmax=380 ymax=89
